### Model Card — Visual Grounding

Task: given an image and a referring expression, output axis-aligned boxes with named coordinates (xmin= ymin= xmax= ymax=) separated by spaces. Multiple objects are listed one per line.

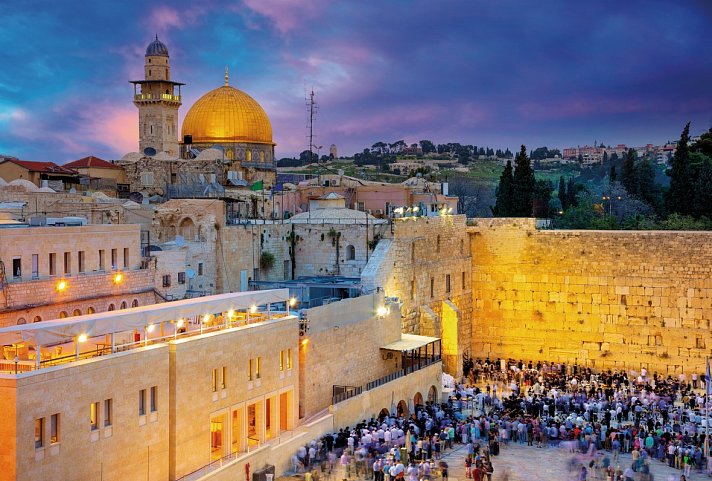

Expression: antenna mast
xmin=305 ymin=88 xmax=318 ymax=166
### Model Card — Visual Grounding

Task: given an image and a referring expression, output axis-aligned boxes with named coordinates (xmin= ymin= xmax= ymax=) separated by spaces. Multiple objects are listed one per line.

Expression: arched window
xmin=72 ymin=309 xmax=82 ymax=316
xmin=120 ymin=301 xmax=127 ymax=310
xmin=59 ymin=311 xmax=68 ymax=319
xmin=33 ymin=316 xmax=42 ymax=323
xmin=108 ymin=304 xmax=115 ymax=312
xmin=132 ymin=299 xmax=139 ymax=308
xmin=179 ymin=217 xmax=196 ymax=241
xmin=87 ymin=307 xmax=95 ymax=314
xmin=17 ymin=318 xmax=26 ymax=325
xmin=259 ymin=151 xmax=265 ymax=162
xmin=246 ymin=150 xmax=252 ymax=162
xmin=346 ymin=245 xmax=356 ymax=261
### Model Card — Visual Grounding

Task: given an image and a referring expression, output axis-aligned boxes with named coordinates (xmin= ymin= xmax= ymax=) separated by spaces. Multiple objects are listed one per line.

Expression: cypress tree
xmin=621 ymin=148 xmax=637 ymax=196
xmin=666 ymin=122 xmax=691 ymax=215
xmin=512 ymin=145 xmax=535 ymax=216
xmin=558 ymin=176 xmax=567 ymax=210
xmin=610 ymin=165 xmax=617 ymax=183
xmin=566 ymin=177 xmax=578 ymax=208
xmin=492 ymin=160 xmax=514 ymax=216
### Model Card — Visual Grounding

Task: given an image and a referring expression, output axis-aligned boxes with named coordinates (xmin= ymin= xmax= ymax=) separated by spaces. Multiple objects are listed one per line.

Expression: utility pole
xmin=305 ymin=88 xmax=319 ymax=182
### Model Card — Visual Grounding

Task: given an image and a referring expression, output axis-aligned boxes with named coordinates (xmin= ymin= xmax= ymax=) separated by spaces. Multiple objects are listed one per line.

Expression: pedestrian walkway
xmin=439 ymin=443 xmax=707 ymax=481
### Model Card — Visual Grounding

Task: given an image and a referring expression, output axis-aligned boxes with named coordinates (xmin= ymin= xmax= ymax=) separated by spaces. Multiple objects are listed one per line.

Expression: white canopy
xmin=0 ymin=289 xmax=290 ymax=347
xmin=380 ymin=333 xmax=439 ymax=352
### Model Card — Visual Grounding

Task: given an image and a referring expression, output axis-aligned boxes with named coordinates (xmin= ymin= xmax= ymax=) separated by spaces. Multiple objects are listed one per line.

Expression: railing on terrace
xmin=331 ymin=355 xmax=441 ymax=405
xmin=0 ymin=312 xmax=295 ymax=375
xmin=134 ymin=93 xmax=181 ymax=102
xmin=5 ymin=266 xmax=151 ymax=284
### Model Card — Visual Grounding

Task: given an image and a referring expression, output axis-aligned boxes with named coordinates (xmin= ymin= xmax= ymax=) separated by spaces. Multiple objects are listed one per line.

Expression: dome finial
xmin=224 ymin=65 xmax=229 ymax=86
xmin=155 ymin=34 xmax=159 ymax=41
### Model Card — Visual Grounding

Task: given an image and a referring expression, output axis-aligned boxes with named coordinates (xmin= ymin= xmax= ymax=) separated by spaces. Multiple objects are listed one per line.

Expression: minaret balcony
xmin=134 ymin=93 xmax=182 ymax=102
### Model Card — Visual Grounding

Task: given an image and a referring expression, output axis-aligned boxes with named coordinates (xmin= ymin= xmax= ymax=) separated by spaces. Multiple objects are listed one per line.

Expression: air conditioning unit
xmin=375 ymin=209 xmax=383 ymax=215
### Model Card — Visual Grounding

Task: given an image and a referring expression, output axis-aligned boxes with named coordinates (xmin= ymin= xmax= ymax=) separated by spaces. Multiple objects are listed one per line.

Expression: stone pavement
xmin=437 ymin=442 xmax=709 ymax=481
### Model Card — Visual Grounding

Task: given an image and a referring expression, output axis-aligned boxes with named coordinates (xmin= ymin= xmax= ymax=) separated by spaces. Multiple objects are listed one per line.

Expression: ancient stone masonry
xmin=370 ymin=215 xmax=472 ymax=377
xmin=470 ymin=218 xmax=712 ymax=376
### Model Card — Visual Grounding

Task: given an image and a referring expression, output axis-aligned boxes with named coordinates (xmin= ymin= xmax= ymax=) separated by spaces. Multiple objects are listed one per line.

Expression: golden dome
xmin=181 ymin=84 xmax=273 ymax=145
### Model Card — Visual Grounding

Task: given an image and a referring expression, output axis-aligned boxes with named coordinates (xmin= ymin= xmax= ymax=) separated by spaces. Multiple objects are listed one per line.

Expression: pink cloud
xmin=242 ymin=0 xmax=328 ymax=34
xmin=149 ymin=6 xmax=182 ymax=34
xmin=518 ymin=96 xmax=645 ymax=119
xmin=79 ymin=104 xmax=138 ymax=155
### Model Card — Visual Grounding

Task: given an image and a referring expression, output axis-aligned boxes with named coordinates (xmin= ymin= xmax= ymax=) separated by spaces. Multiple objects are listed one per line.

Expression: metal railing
xmin=332 ymin=355 xmax=441 ymax=405
xmin=134 ymin=93 xmax=181 ymax=102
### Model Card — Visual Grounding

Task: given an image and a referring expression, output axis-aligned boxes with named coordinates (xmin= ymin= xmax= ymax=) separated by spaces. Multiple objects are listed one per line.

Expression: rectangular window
xmin=64 ymin=252 xmax=71 ymax=274
xmin=212 ymin=368 xmax=218 ymax=392
xmin=178 ymin=272 xmax=186 ymax=284
xmin=49 ymin=253 xmax=56 ymax=276
xmin=90 ymin=402 xmax=99 ymax=431
xmin=123 ymin=248 xmax=129 ymax=268
xmin=78 ymin=251 xmax=85 ymax=273
xmin=248 ymin=359 xmax=254 ymax=381
xmin=198 ymin=263 xmax=203 ymax=275
xmin=98 ymin=250 xmax=105 ymax=271
xmin=12 ymin=258 xmax=21 ymax=279
xmin=411 ymin=279 xmax=415 ymax=300
xmin=279 ymin=351 xmax=284 ymax=371
xmin=462 ymin=271 xmax=466 ymax=290
xmin=256 ymin=357 xmax=261 ymax=379
xmin=150 ymin=386 xmax=158 ymax=412
xmin=430 ymin=277 xmax=435 ymax=298
xmin=221 ymin=366 xmax=227 ymax=389
xmin=287 ymin=348 xmax=292 ymax=370
xmin=162 ymin=275 xmax=171 ymax=287
xmin=31 ymin=254 xmax=38 ymax=279
xmin=104 ymin=399 xmax=112 ymax=427
xmin=139 ymin=389 xmax=146 ymax=416
xmin=445 ymin=274 xmax=451 ymax=293
xmin=50 ymin=413 xmax=60 ymax=444
xmin=34 ymin=418 xmax=44 ymax=448
xmin=111 ymin=249 xmax=117 ymax=269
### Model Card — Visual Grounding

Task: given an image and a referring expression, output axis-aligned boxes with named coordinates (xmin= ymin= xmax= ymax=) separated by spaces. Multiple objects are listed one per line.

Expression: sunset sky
xmin=1 ymin=0 xmax=711 ymax=163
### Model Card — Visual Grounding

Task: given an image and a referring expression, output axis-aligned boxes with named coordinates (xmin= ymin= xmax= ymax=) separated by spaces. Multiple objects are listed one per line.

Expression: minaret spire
xmin=225 ymin=66 xmax=229 ymax=86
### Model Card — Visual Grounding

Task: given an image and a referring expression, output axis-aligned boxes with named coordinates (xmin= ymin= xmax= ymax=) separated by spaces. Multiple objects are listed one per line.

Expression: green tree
xmin=621 ymin=148 xmax=638 ymax=196
xmin=636 ymin=157 xmax=662 ymax=211
xmin=691 ymin=126 xmax=712 ymax=157
xmin=533 ymin=179 xmax=553 ymax=217
xmin=492 ymin=160 xmax=515 ymax=216
xmin=512 ymin=145 xmax=535 ymax=216
xmin=609 ymin=165 xmax=617 ymax=183
xmin=558 ymin=176 xmax=567 ymax=210
xmin=666 ymin=122 xmax=691 ymax=215
xmin=419 ymin=140 xmax=435 ymax=154
xmin=566 ymin=177 xmax=578 ymax=208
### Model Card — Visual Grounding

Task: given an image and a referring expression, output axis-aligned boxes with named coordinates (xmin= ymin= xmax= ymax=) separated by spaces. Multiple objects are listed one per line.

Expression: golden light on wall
xmin=113 ymin=272 xmax=124 ymax=284
xmin=250 ymin=304 xmax=257 ymax=314
xmin=77 ymin=333 xmax=88 ymax=343
xmin=56 ymin=279 xmax=68 ymax=292
xmin=289 ymin=297 xmax=297 ymax=307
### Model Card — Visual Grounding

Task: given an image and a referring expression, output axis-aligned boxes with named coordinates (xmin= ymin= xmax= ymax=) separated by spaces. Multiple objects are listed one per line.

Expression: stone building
xmin=0 ymin=223 xmax=156 ymax=327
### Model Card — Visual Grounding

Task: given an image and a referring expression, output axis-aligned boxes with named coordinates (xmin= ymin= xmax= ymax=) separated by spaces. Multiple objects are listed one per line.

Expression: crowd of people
xmin=290 ymin=358 xmax=712 ymax=481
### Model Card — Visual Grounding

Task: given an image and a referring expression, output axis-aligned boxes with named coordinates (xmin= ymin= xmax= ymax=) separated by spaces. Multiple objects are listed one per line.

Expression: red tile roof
xmin=0 ymin=159 xmax=77 ymax=175
xmin=64 ymin=156 xmax=122 ymax=170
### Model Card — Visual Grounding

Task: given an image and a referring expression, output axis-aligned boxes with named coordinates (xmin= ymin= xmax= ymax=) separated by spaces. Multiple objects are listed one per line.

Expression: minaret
xmin=129 ymin=36 xmax=184 ymax=157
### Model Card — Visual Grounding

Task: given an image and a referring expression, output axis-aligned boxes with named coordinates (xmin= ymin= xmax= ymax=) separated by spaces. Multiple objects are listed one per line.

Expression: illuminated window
xmin=90 ymin=402 xmax=99 ymax=431
xmin=78 ymin=251 xmax=85 ymax=273
xmin=287 ymin=349 xmax=292 ymax=370
xmin=221 ymin=367 xmax=227 ymax=389
xmin=212 ymin=368 xmax=218 ymax=392
xmin=280 ymin=351 xmax=284 ymax=371
xmin=35 ymin=418 xmax=44 ymax=448
xmin=248 ymin=359 xmax=254 ymax=381
xmin=59 ymin=311 xmax=68 ymax=319
xmin=50 ymin=414 xmax=60 ymax=444
xmin=72 ymin=309 xmax=81 ymax=317
xmin=256 ymin=357 xmax=261 ymax=379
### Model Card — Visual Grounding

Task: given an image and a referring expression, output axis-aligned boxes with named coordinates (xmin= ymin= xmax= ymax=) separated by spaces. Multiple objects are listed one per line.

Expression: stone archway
xmin=378 ymin=408 xmax=390 ymax=421
xmin=428 ymin=385 xmax=439 ymax=404
xmin=397 ymin=400 xmax=408 ymax=418
xmin=414 ymin=392 xmax=424 ymax=408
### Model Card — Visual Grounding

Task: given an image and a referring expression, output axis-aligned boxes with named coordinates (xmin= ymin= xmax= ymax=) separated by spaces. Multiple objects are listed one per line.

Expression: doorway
xmin=210 ymin=413 xmax=227 ymax=461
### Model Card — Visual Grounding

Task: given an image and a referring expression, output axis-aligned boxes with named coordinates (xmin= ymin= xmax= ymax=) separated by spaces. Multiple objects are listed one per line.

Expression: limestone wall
xmin=378 ymin=215 xmax=472 ymax=376
xmin=301 ymin=294 xmax=403 ymax=417
xmin=470 ymin=219 xmax=712 ymax=375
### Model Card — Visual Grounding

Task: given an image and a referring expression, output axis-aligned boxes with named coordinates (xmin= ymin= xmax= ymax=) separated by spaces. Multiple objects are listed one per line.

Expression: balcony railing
xmin=134 ymin=93 xmax=181 ymax=102
xmin=331 ymin=355 xmax=441 ymax=405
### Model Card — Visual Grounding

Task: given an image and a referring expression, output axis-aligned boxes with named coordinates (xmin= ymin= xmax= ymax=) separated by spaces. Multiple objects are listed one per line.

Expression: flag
xmin=249 ymin=180 xmax=263 ymax=191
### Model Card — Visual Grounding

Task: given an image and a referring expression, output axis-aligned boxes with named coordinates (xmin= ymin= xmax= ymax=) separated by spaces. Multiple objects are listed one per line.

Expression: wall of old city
xmin=470 ymin=218 xmax=712 ymax=376
xmin=370 ymin=215 xmax=472 ymax=376
xmin=301 ymin=294 xmax=402 ymax=417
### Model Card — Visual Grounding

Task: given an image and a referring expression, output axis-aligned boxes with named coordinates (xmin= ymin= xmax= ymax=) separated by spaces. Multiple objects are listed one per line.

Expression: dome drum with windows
xmin=181 ymin=68 xmax=275 ymax=168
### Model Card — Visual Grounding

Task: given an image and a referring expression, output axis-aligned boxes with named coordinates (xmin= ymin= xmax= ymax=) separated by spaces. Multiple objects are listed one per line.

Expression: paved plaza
xmin=437 ymin=442 xmax=707 ymax=481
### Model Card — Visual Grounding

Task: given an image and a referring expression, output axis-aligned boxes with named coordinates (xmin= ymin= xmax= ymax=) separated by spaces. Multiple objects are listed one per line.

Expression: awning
xmin=381 ymin=333 xmax=439 ymax=352
xmin=0 ymin=289 xmax=289 ymax=347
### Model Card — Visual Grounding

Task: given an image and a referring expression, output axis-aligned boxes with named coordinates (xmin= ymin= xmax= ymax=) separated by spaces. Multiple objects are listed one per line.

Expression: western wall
xmin=469 ymin=218 xmax=712 ymax=376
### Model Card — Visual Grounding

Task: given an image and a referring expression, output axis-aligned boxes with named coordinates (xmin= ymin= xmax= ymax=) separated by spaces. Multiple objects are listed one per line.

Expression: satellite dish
xmin=175 ymin=235 xmax=185 ymax=247
xmin=186 ymin=269 xmax=196 ymax=279
xmin=128 ymin=192 xmax=144 ymax=204
xmin=143 ymin=147 xmax=157 ymax=157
